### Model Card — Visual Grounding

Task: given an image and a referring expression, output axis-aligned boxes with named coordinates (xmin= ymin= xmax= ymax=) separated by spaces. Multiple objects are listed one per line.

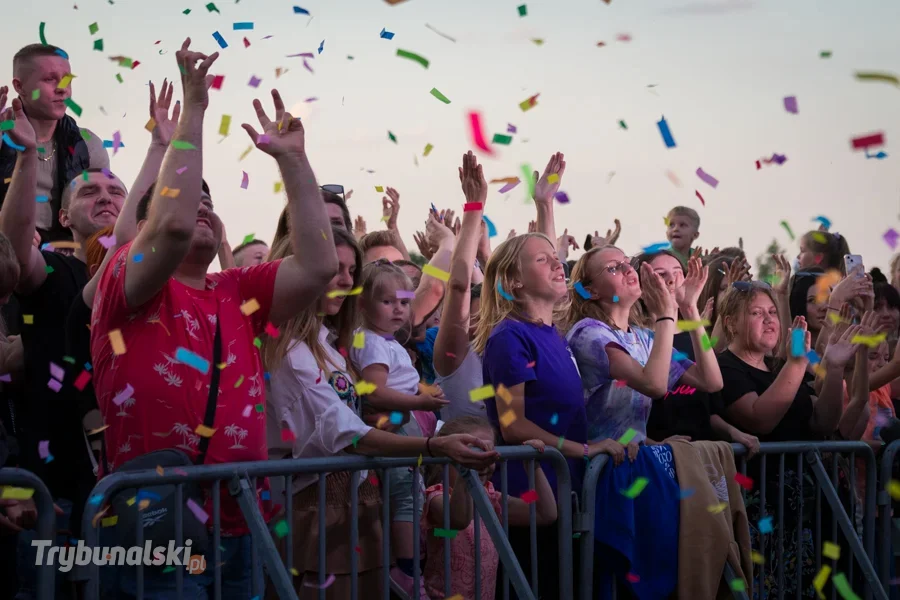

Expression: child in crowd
xmin=665 ymin=206 xmax=701 ymax=261
xmin=350 ymin=260 xmax=450 ymax=596
xmin=797 ymin=230 xmax=851 ymax=274
xmin=422 ymin=416 xmax=556 ymax=600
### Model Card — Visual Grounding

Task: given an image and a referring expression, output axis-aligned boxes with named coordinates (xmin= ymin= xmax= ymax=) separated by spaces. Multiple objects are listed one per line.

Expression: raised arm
xmin=771 ymin=255 xmax=792 ymax=360
xmin=434 ymin=151 xmax=486 ymax=377
xmin=412 ymin=213 xmax=454 ymax=327
xmin=675 ymin=257 xmax=723 ymax=393
xmin=0 ymin=93 xmax=47 ymax=294
xmin=532 ymin=152 xmax=565 ymax=248
xmin=382 ymin=187 xmax=411 ymax=261
xmin=816 ymin=324 xmax=862 ymax=435
xmin=838 ymin=330 xmax=870 ymax=439
xmin=123 ymin=39 xmax=218 ymax=308
xmin=242 ymin=90 xmax=338 ymax=326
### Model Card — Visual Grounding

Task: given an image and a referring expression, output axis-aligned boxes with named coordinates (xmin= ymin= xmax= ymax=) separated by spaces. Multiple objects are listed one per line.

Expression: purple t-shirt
xmin=481 ymin=318 xmax=587 ymax=496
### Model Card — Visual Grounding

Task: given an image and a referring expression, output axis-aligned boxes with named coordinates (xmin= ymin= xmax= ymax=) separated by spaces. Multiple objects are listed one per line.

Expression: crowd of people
xmin=0 ymin=36 xmax=897 ymax=600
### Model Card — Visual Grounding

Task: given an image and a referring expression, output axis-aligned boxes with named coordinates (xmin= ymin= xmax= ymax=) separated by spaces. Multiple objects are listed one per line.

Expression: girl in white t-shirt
xmin=351 ymin=259 xmax=450 ymax=596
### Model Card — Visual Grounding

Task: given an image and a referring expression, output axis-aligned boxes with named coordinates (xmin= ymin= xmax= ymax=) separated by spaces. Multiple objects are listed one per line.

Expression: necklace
xmin=37 ymin=141 xmax=56 ymax=162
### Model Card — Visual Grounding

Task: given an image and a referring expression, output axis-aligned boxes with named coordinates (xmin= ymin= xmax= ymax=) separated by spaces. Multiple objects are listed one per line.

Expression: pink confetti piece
xmin=240 ymin=171 xmax=249 ymax=189
xmin=303 ymin=574 xmax=336 ymax=589
xmin=186 ymin=498 xmax=209 ymax=524
xmin=98 ymin=234 xmax=116 ymax=249
xmin=467 ymin=111 xmax=494 ymax=156
xmin=258 ymin=135 xmax=271 ymax=145
xmin=498 ymin=180 xmax=520 ymax=193
xmin=73 ymin=370 xmax=91 ymax=391
xmin=112 ymin=383 xmax=134 ymax=406
xmin=0 ymin=374 xmax=11 ymax=382
xmin=520 ymin=489 xmax=538 ymax=504
xmin=176 ymin=166 xmax=188 ymax=175
xmin=695 ymin=167 xmax=719 ymax=188
xmin=112 ymin=131 xmax=122 ymax=155
xmin=210 ymin=75 xmax=225 ymax=90
xmin=286 ymin=52 xmax=315 ymax=58
xmin=49 ymin=362 xmax=64 ymax=381
xmin=38 ymin=440 xmax=50 ymax=458
xmin=783 ymin=96 xmax=798 ymax=114
xmin=304 ymin=97 xmax=318 ymax=102
xmin=396 ymin=290 xmax=416 ymax=299
xmin=303 ymin=59 xmax=314 ymax=74
xmin=248 ymin=75 xmax=262 ymax=88
xmin=242 ymin=405 xmax=252 ymax=417
xmin=626 ymin=573 xmax=640 ymax=583
xmin=47 ymin=378 xmax=62 ymax=392
xmin=616 ymin=33 xmax=632 ymax=42
xmin=265 ymin=322 xmax=280 ymax=337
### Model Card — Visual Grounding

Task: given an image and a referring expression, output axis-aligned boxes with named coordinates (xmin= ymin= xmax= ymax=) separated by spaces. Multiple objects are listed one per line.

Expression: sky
xmin=3 ymin=0 xmax=899 ymax=272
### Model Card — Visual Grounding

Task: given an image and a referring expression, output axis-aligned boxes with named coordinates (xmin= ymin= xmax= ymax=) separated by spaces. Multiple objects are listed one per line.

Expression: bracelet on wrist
xmin=656 ymin=316 xmax=675 ymax=324
xmin=425 ymin=437 xmax=435 ymax=457
xmin=583 ymin=443 xmax=589 ymax=458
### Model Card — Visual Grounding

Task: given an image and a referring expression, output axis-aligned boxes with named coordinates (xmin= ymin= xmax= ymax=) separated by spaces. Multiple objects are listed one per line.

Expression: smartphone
xmin=844 ymin=254 xmax=864 ymax=277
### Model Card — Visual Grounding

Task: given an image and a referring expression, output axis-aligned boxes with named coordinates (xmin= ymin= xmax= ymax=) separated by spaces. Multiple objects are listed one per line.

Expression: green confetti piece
xmin=556 ymin=436 xmax=565 ymax=450
xmin=729 ymin=579 xmax=746 ymax=592
xmin=171 ymin=140 xmax=197 ymax=150
xmin=273 ymin=519 xmax=289 ymax=538
xmin=93 ymin=39 xmax=104 ymax=52
xmin=62 ymin=355 xmax=75 ymax=364
xmin=517 ymin=4 xmax=527 ymax=16
xmin=617 ymin=428 xmax=637 ymax=445
xmin=429 ymin=87 xmax=451 ymax=104
xmin=37 ymin=147 xmax=45 ymax=154
xmin=831 ymin=573 xmax=861 ymax=600
xmin=618 ymin=120 xmax=627 ymax=130
xmin=63 ymin=98 xmax=82 ymax=117
xmin=621 ymin=477 xmax=649 ymax=499
xmin=115 ymin=74 xmax=123 ymax=84
xmin=492 ymin=134 xmax=512 ymax=145
xmin=520 ymin=163 xmax=535 ymax=199
xmin=820 ymin=50 xmax=832 ymax=58
xmin=254 ymin=403 xmax=264 ymax=413
xmin=396 ymin=49 xmax=429 ymax=69
xmin=82 ymin=171 xmax=89 ymax=181
xmin=39 ymin=22 xmax=48 ymax=45
xmin=0 ymin=121 xmax=13 ymax=132
xmin=253 ymin=337 xmax=262 ymax=348
xmin=433 ymin=528 xmax=458 ymax=539
xmin=387 ymin=131 xmax=397 ymax=143
xmin=352 ymin=435 xmax=360 ymax=448
xmin=31 ymin=89 xmax=40 ymax=101
xmin=183 ymin=8 xmax=192 ymax=15
xmin=118 ymin=58 xmax=134 ymax=69
xmin=45 ymin=265 xmax=55 ymax=274
xmin=700 ymin=333 xmax=712 ymax=351
xmin=80 ymin=129 xmax=91 ymax=140
xmin=206 ymin=2 xmax=220 ymax=13
xmin=573 ymin=532 xmax=582 ymax=538
xmin=241 ymin=233 xmax=256 ymax=245
xmin=163 ymin=565 xmax=176 ymax=573
xmin=780 ymin=220 xmax=795 ymax=241
xmin=88 ymin=22 xmax=99 ymax=35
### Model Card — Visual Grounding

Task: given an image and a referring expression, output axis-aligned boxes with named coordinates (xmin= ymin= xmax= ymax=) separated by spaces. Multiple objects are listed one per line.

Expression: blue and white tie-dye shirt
xmin=565 ymin=318 xmax=693 ymax=443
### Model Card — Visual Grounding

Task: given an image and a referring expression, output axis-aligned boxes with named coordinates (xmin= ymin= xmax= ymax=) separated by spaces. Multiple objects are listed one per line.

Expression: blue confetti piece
xmin=497 ymin=281 xmax=514 ymax=301
xmin=136 ymin=490 xmax=161 ymax=502
xmin=679 ymin=487 xmax=695 ymax=499
xmin=318 ymin=40 xmax=324 ymax=54
xmin=806 ymin=349 xmax=821 ymax=364
xmin=2 ymin=133 xmax=25 ymax=152
xmin=550 ymin=413 xmax=559 ymax=425
xmin=292 ymin=6 xmax=310 ymax=15
xmin=55 ymin=48 xmax=69 ymax=59
xmin=791 ymin=329 xmax=805 ymax=357
xmin=673 ymin=351 xmax=688 ymax=361
xmin=133 ymin=253 xmax=144 ymax=263
xmin=233 ymin=22 xmax=254 ymax=30
xmin=482 ymin=215 xmax=497 ymax=237
xmin=212 ymin=31 xmax=228 ymax=49
xmin=35 ymin=195 xmax=49 ymax=203
xmin=264 ymin=372 xmax=271 ymax=380
xmin=88 ymin=494 xmax=103 ymax=505
xmin=45 ymin=454 xmax=54 ymax=463
xmin=657 ymin=116 xmax=676 ymax=148
xmin=380 ymin=28 xmax=395 ymax=40
xmin=85 ymin=362 xmax=92 ymax=371
xmin=389 ymin=411 xmax=403 ymax=425
xmin=758 ymin=516 xmax=773 ymax=534
xmin=175 ymin=347 xmax=210 ymax=374
xmin=102 ymin=140 xmax=124 ymax=149
xmin=261 ymin=491 xmax=270 ymax=501
xmin=40 ymin=243 xmax=51 ymax=251
xmin=812 ymin=215 xmax=831 ymax=230
xmin=573 ymin=281 xmax=591 ymax=300
xmin=612 ymin=295 xmax=619 ymax=303
xmin=641 ymin=242 xmax=672 ymax=254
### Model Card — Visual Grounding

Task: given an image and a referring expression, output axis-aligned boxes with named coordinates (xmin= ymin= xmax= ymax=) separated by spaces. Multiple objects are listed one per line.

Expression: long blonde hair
xmin=261 ymin=226 xmax=362 ymax=377
xmin=560 ymin=246 xmax=647 ymax=332
xmin=472 ymin=233 xmax=554 ymax=355
xmin=890 ymin=253 xmax=900 ymax=288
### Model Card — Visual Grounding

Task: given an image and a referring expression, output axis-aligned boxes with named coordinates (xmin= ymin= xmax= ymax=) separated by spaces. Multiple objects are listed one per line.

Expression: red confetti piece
xmin=755 ymin=160 xmax=761 ymax=170
xmin=338 ymin=347 xmax=348 ymax=358
xmin=315 ymin=369 xmax=322 ymax=384
xmin=734 ymin=473 xmax=754 ymax=491
xmin=354 ymin=546 xmax=361 ymax=553
xmin=368 ymin=473 xmax=379 ymax=486
xmin=265 ymin=322 xmax=280 ymax=338
xmin=615 ymin=380 xmax=628 ymax=388
xmin=281 ymin=428 xmax=296 ymax=442
xmin=463 ymin=202 xmax=484 ymax=212
xmin=526 ymin=361 xmax=536 ymax=368
xmin=467 ymin=111 xmax=494 ymax=156
xmin=520 ymin=489 xmax=538 ymax=504
xmin=626 ymin=573 xmax=640 ymax=583
xmin=131 ymin=61 xmax=140 ymax=70
xmin=445 ymin=352 xmax=456 ymax=358
xmin=73 ymin=370 xmax=92 ymax=391
xmin=243 ymin=37 xmax=251 ymax=48
xmin=695 ymin=190 xmax=705 ymax=206
xmin=851 ymin=132 xmax=884 ymax=150
xmin=210 ymin=75 xmax=225 ymax=90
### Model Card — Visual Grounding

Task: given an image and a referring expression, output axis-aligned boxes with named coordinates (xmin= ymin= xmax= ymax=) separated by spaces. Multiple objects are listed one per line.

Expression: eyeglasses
xmin=732 ymin=281 xmax=771 ymax=292
xmin=602 ymin=259 xmax=633 ymax=276
xmin=321 ymin=184 xmax=344 ymax=199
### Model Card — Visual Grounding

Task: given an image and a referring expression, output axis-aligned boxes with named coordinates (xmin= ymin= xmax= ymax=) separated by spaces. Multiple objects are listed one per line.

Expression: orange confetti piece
xmin=499 ymin=410 xmax=516 ymax=428
xmin=108 ymin=329 xmax=126 ymax=355
xmin=195 ymin=424 xmax=216 ymax=438
xmin=240 ymin=298 xmax=260 ymax=316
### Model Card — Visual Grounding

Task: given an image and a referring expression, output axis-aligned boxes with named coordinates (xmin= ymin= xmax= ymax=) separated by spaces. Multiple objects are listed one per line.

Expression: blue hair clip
xmin=573 ymin=281 xmax=591 ymax=300
xmin=497 ymin=281 xmax=514 ymax=301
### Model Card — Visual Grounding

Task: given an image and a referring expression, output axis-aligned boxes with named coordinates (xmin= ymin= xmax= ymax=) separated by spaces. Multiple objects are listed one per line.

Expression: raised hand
xmin=413 ymin=230 xmax=432 ymax=259
xmin=675 ymin=256 xmax=709 ymax=312
xmin=527 ymin=220 xmax=537 ymax=233
xmin=724 ymin=256 xmax=751 ymax=287
xmin=533 ymin=152 xmax=565 ymax=203
xmin=382 ymin=187 xmax=400 ymax=229
xmin=148 ymin=79 xmax=180 ymax=147
xmin=772 ymin=254 xmax=792 ymax=295
xmin=506 ymin=229 xmax=517 ymax=241
xmin=175 ymin=38 xmax=219 ymax=110
xmin=0 ymin=98 xmax=36 ymax=152
xmin=0 ymin=86 xmax=7 ymax=114
xmin=824 ymin=324 xmax=862 ymax=369
xmin=640 ymin=263 xmax=678 ymax=320
xmin=425 ymin=212 xmax=454 ymax=250
xmin=459 ymin=150 xmax=488 ymax=206
xmin=242 ymin=89 xmax=304 ymax=158
xmin=786 ymin=316 xmax=811 ymax=363
xmin=592 ymin=219 xmax=622 ymax=248
xmin=557 ymin=228 xmax=579 ymax=261
xmin=353 ymin=215 xmax=367 ymax=240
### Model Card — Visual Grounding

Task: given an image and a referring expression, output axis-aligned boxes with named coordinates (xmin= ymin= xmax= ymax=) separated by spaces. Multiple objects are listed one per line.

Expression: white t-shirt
xmin=266 ymin=324 xmax=371 ymax=493
xmin=350 ymin=328 xmax=421 ymax=396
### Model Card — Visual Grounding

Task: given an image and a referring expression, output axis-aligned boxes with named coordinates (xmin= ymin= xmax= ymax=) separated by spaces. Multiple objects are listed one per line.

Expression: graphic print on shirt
xmin=152 ymin=423 xmax=200 ymax=453
xmin=329 ymin=370 xmax=359 ymax=412
xmin=224 ymin=424 xmax=249 ymax=449
xmin=153 ymin=351 xmax=184 ymax=388
xmin=705 ymin=464 xmax=728 ymax=502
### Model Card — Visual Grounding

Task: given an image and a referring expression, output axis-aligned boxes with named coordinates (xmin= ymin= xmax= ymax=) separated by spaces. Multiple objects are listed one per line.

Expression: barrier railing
xmin=79 ymin=446 xmax=573 ymax=600
xmin=0 ymin=467 xmax=57 ymax=600
xmin=877 ymin=440 xmax=900 ymax=597
xmin=576 ymin=441 xmax=887 ymax=600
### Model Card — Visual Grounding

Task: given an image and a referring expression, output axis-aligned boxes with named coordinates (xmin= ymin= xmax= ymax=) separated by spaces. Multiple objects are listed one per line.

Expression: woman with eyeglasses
xmin=561 ymin=245 xmax=726 ymax=597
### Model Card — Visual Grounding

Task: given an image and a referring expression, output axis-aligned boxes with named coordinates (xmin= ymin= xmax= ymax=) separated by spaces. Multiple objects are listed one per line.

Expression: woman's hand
xmin=786 ymin=316 xmax=811 ymax=364
xmin=148 ymin=79 xmax=180 ymax=148
xmin=382 ymin=187 xmax=400 ymax=230
xmin=772 ymin=254 xmax=792 ymax=296
xmin=828 ymin=272 xmax=872 ymax=310
xmin=532 ymin=152 xmax=565 ymax=204
xmin=432 ymin=434 xmax=499 ymax=470
xmin=823 ymin=324 xmax=862 ymax=369
xmin=700 ymin=298 xmax=715 ymax=323
xmin=591 ymin=219 xmax=622 ymax=248
xmin=523 ymin=439 xmax=546 ymax=453
xmin=425 ymin=212 xmax=454 ymax=250
xmin=732 ymin=431 xmax=760 ymax=458
xmin=723 ymin=256 xmax=751 ymax=287
xmin=413 ymin=230 xmax=433 ymax=259
xmin=675 ymin=257 xmax=708 ymax=313
xmin=640 ymin=263 xmax=678 ymax=321
xmin=354 ymin=215 xmax=367 ymax=240
xmin=625 ymin=441 xmax=640 ymax=462
xmin=588 ymin=439 xmax=625 ymax=466
xmin=459 ymin=150 xmax=488 ymax=206
xmin=557 ymin=228 xmax=579 ymax=261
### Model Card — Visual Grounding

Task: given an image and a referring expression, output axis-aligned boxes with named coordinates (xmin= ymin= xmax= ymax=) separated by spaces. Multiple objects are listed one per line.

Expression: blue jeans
xmin=98 ymin=533 xmax=264 ymax=600
xmin=15 ymin=498 xmax=75 ymax=600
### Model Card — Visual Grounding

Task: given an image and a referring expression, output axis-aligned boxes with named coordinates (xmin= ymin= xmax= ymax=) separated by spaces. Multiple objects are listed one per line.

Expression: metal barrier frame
xmin=80 ymin=446 xmax=573 ymax=600
xmin=576 ymin=441 xmax=886 ymax=600
xmin=0 ymin=467 xmax=57 ymax=600
xmin=877 ymin=439 xmax=900 ymax=595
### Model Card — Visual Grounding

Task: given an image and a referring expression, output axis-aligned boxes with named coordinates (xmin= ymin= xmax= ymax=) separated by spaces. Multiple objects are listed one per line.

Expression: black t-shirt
xmin=65 ymin=293 xmax=97 ymax=419
xmin=717 ymin=349 xmax=821 ymax=442
xmin=647 ymin=333 xmax=721 ymax=441
xmin=15 ymin=250 xmax=93 ymax=498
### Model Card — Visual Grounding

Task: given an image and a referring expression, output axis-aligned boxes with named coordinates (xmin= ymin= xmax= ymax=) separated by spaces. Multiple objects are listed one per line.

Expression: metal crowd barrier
xmin=878 ymin=440 xmax=900 ymax=597
xmin=79 ymin=446 xmax=573 ymax=600
xmin=0 ymin=467 xmax=57 ymax=600
xmin=576 ymin=441 xmax=887 ymax=600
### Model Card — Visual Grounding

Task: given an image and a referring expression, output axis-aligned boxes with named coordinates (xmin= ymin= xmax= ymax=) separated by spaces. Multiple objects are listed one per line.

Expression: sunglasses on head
xmin=732 ymin=281 xmax=771 ymax=292
xmin=321 ymin=184 xmax=344 ymax=198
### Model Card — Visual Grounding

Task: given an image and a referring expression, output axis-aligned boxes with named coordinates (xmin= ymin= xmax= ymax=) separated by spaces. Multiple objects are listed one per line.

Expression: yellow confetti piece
xmin=290 ymin=568 xmax=299 ymax=576
xmin=468 ymin=384 xmax=495 ymax=402
xmin=160 ymin=187 xmax=181 ymax=198
xmin=815 ymin=270 xmax=842 ymax=304
xmin=496 ymin=383 xmax=512 ymax=406
xmin=813 ymin=565 xmax=831 ymax=600
xmin=108 ymin=329 xmax=126 ymax=355
xmin=445 ymin=595 xmax=463 ymax=600
xmin=326 ymin=286 xmax=363 ymax=299
xmin=138 ymin=499 xmax=150 ymax=511
xmin=423 ymin=143 xmax=433 ymax=157
xmin=376 ymin=415 xmax=389 ymax=429
xmin=850 ymin=333 xmax=887 ymax=348
xmin=218 ymin=362 xmax=227 ymax=370
xmin=101 ymin=515 xmax=118 ymax=527
xmin=663 ymin=216 xmax=670 ymax=226
xmin=156 ymin=465 xmax=164 ymax=476
xmin=218 ymin=114 xmax=231 ymax=137
xmin=22 ymin=314 xmax=34 ymax=325
xmin=827 ymin=312 xmax=846 ymax=325
xmin=49 ymin=241 xmax=81 ymax=249
xmin=88 ymin=425 xmax=110 ymax=436
xmin=499 ymin=410 xmax=517 ymax=428
xmin=676 ymin=319 xmax=710 ymax=332
xmin=822 ymin=541 xmax=840 ymax=560
xmin=356 ymin=381 xmax=377 ymax=395
xmin=126 ymin=496 xmax=136 ymax=506
xmin=353 ymin=331 xmax=365 ymax=349
xmin=240 ymin=298 xmax=260 ymax=316
xmin=57 ymin=74 xmax=75 ymax=89
xmin=751 ymin=551 xmax=765 ymax=565
xmin=0 ymin=486 xmax=34 ymax=500
xmin=887 ymin=480 xmax=900 ymax=500
xmin=707 ymin=502 xmax=727 ymax=514
xmin=375 ymin=186 xmax=384 ymax=192
xmin=195 ymin=424 xmax=216 ymax=438
xmin=422 ymin=264 xmax=450 ymax=282
xmin=417 ymin=454 xmax=423 ymax=467
xmin=547 ymin=173 xmax=559 ymax=184
xmin=811 ymin=232 xmax=827 ymax=244
xmin=239 ymin=145 xmax=253 ymax=161
xmin=274 ymin=182 xmax=283 ymax=193
xmin=144 ymin=118 xmax=157 ymax=132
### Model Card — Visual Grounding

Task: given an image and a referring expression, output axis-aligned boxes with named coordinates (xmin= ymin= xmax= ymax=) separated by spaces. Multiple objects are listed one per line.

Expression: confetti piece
xmin=22 ymin=315 xmax=33 ymax=325
xmin=433 ymin=528 xmax=458 ymax=539
xmin=293 ymin=5 xmax=310 ymax=14
xmin=784 ymin=96 xmax=798 ymax=114
xmin=496 ymin=384 xmax=512 ymax=406
xmin=38 ymin=440 xmax=50 ymax=459
xmin=39 ymin=22 xmax=48 ymax=45
xmin=2 ymin=134 xmax=25 ymax=152
xmin=326 ymin=286 xmax=363 ymax=299
xmin=483 ymin=215 xmax=497 ymax=237
xmin=520 ymin=164 xmax=536 ymax=199
xmin=823 ymin=541 xmax=841 ymax=560
xmin=497 ymin=281 xmax=515 ymax=301
xmin=884 ymin=229 xmax=899 ymax=250
xmin=499 ymin=410 xmax=517 ymax=428
xmin=255 ymin=403 xmax=264 ymax=413
xmin=395 ymin=290 xmax=416 ymax=300
xmin=813 ymin=215 xmax=832 ymax=230
xmin=780 ymin=220 xmax=795 ymax=241
xmin=281 ymin=428 xmax=296 ymax=442
xmin=467 ymin=111 xmax=494 ymax=156
xmin=695 ymin=167 xmax=719 ymax=188
xmin=160 ymin=187 xmax=180 ymax=198
xmin=212 ymin=31 xmax=228 ymax=49
xmin=621 ymin=477 xmax=649 ymax=499
xmin=550 ymin=413 xmax=559 ymax=425
xmin=696 ymin=191 xmax=705 ymax=207
xmin=101 ymin=515 xmax=118 ymax=527
xmin=387 ymin=131 xmax=397 ymax=144
xmin=427 ymin=87 xmax=452 ymax=103
xmin=58 ymin=74 xmax=75 ymax=90
xmin=707 ymin=502 xmax=727 ymax=514
xmin=851 ymin=333 xmax=887 ymax=348
xmin=734 ymin=473 xmax=753 ymax=490
xmin=36 ymin=195 xmax=49 ymax=204
xmin=554 ymin=192 xmax=570 ymax=204
xmin=389 ymin=411 xmax=404 ymax=425
xmin=93 ymin=40 xmax=104 ymax=52
xmin=517 ymin=4 xmax=527 ymax=16
xmin=302 ymin=574 xmax=337 ymax=589
xmin=730 ymin=580 xmax=746 ymax=592
xmin=233 ymin=22 xmax=254 ymax=30
xmin=679 ymin=488 xmax=695 ymax=499
xmin=218 ymin=114 xmax=231 ymax=137
xmin=851 ymin=132 xmax=884 ymax=150
xmin=380 ymin=28 xmax=395 ymax=40
xmin=519 ymin=93 xmax=539 ymax=112
xmin=74 ymin=370 xmax=92 ymax=391
xmin=351 ymin=331 xmax=366 ymax=350
xmin=356 ymin=381 xmax=377 ymax=395
xmin=195 ymin=424 xmax=216 ymax=438
xmin=211 ymin=75 xmax=225 ymax=91
xmin=273 ymin=519 xmax=289 ymax=538
xmin=469 ymin=384 xmax=495 ymax=402
xmin=186 ymin=498 xmax=209 ymax=524
xmin=248 ymin=76 xmax=262 ymax=88
xmin=656 ymin=116 xmax=676 ymax=148
xmin=573 ymin=281 xmax=591 ymax=300
xmin=701 ymin=334 xmax=717 ymax=352
xmin=0 ymin=121 xmax=13 ymax=132
xmin=791 ymin=329 xmax=806 ymax=357
xmin=520 ymin=489 xmax=538 ymax=504
xmin=274 ymin=182 xmax=283 ymax=193
xmin=1 ymin=486 xmax=34 ymax=500
xmin=172 ymin=140 xmax=197 ymax=150
xmin=855 ymin=71 xmax=900 ymax=86
xmin=108 ymin=329 xmax=126 ymax=355
xmin=617 ymin=428 xmax=637 ymax=445
xmin=396 ymin=49 xmax=429 ymax=69
xmin=176 ymin=347 xmax=211 ymax=374
xmin=618 ymin=120 xmax=627 ymax=130
xmin=112 ymin=384 xmax=134 ymax=406
xmin=376 ymin=415 xmax=389 ymax=429
xmin=642 ymin=242 xmax=672 ymax=254
xmin=498 ymin=180 xmax=520 ymax=193
xmin=820 ymin=50 xmax=832 ymax=58
xmin=751 ymin=551 xmax=765 ymax=565
xmin=832 ymin=573 xmax=862 ymax=600
xmin=240 ymin=299 xmax=260 ymax=316
xmin=422 ymin=264 xmax=450 ymax=282
xmin=492 ymin=134 xmax=512 ymax=145
xmin=758 ymin=516 xmax=773 ymax=533
xmin=813 ymin=565 xmax=831 ymax=599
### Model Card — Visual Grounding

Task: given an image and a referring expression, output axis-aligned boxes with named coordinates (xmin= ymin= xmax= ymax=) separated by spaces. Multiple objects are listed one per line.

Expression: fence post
xmin=0 ymin=468 xmax=56 ymax=600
